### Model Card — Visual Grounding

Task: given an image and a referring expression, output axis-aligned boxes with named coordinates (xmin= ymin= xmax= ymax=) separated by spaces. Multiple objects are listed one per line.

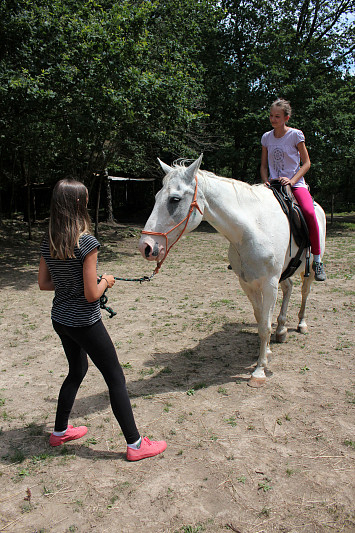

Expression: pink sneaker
xmin=126 ymin=437 xmax=167 ymax=461
xmin=49 ymin=425 xmax=88 ymax=447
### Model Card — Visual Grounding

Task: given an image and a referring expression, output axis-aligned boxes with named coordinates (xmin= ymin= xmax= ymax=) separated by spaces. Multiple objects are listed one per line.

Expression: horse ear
xmin=185 ymin=154 xmax=203 ymax=181
xmin=157 ymin=158 xmax=173 ymax=175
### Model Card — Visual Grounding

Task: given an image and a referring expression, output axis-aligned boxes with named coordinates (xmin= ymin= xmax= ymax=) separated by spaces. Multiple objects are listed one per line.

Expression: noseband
xmin=141 ymin=175 xmax=203 ymax=274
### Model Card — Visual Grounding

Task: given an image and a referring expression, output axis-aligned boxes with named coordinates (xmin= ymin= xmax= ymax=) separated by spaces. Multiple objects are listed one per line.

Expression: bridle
xmin=141 ymin=175 xmax=203 ymax=274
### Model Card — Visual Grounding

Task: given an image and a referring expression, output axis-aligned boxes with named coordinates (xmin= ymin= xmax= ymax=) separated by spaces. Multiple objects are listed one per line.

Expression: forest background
xmin=0 ymin=0 xmax=354 ymax=231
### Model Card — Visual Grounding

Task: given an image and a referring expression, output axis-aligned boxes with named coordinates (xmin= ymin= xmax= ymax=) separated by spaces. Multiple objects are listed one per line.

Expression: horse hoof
xmin=297 ymin=325 xmax=308 ymax=334
xmin=247 ymin=376 xmax=266 ymax=388
xmin=276 ymin=331 xmax=287 ymax=343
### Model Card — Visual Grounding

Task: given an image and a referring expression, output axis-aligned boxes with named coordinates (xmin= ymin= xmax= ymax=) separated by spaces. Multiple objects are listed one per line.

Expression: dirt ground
xmin=0 ymin=215 xmax=354 ymax=533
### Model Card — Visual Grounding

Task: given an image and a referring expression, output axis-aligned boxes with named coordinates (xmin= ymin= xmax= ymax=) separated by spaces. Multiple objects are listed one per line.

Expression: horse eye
xmin=169 ymin=196 xmax=181 ymax=203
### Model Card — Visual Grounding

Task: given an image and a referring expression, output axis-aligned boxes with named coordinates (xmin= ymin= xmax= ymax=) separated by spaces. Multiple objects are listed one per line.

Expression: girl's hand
xmin=279 ymin=176 xmax=291 ymax=186
xmin=101 ymin=274 xmax=115 ymax=289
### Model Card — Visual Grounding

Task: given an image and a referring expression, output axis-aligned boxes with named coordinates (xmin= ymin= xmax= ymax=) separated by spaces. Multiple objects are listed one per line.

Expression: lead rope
xmin=99 ymin=270 xmax=157 ymax=318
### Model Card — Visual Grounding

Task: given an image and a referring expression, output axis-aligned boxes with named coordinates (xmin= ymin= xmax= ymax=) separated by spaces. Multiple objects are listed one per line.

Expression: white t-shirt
xmin=261 ymin=128 xmax=307 ymax=188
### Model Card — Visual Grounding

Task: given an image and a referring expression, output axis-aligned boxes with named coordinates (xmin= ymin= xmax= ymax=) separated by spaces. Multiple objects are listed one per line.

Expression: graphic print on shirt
xmin=273 ymin=147 xmax=284 ymax=178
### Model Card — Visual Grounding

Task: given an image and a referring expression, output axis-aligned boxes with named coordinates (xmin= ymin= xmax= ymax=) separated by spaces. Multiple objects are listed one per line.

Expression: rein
xmin=141 ymin=175 xmax=203 ymax=274
xmin=100 ymin=175 xmax=203 ymax=318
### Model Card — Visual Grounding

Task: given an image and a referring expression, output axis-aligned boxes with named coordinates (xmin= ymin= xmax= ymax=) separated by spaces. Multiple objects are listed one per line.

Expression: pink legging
xmin=292 ymin=186 xmax=321 ymax=255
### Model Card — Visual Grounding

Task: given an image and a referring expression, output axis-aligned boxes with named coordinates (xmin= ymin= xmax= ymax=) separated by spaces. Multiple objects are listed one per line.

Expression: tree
xmin=0 ymin=0 xmax=216 ymax=225
xmin=202 ymin=0 xmax=355 ymax=208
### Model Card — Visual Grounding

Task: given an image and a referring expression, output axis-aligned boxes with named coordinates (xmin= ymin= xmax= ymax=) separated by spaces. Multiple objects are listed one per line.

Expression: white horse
xmin=139 ymin=155 xmax=326 ymax=386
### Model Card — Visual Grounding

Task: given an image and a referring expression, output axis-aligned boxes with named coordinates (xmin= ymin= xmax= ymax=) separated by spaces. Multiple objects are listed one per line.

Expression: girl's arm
xmin=280 ymin=141 xmax=311 ymax=186
xmin=83 ymin=248 xmax=115 ymax=303
xmin=260 ymin=146 xmax=269 ymax=184
xmin=38 ymin=256 xmax=55 ymax=291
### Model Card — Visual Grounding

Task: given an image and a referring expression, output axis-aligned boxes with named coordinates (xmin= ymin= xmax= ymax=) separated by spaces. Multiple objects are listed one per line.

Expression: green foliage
xmin=0 ymin=0 xmax=354 ymax=220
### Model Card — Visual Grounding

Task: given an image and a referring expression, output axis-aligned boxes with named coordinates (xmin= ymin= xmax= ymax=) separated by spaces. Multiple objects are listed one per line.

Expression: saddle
xmin=269 ymin=182 xmax=311 ymax=282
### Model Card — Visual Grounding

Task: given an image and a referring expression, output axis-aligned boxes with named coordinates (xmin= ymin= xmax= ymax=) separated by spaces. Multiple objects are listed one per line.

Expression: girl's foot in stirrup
xmin=312 ymin=261 xmax=326 ymax=281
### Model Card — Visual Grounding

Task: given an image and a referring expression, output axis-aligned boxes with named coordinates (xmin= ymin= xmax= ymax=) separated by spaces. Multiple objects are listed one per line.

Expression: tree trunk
xmin=331 ymin=194 xmax=334 ymax=225
xmin=105 ymin=169 xmax=114 ymax=223
xmin=20 ymin=156 xmax=32 ymax=240
xmin=94 ymin=172 xmax=103 ymax=238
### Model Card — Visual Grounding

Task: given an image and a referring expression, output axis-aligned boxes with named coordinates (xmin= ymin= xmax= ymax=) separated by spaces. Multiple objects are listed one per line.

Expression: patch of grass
xmin=224 ymin=416 xmax=237 ymax=427
xmin=10 ymin=449 xmax=26 ymax=463
xmin=26 ymin=422 xmax=45 ymax=436
xmin=345 ymin=390 xmax=355 ymax=404
xmin=84 ymin=437 xmax=98 ymax=446
xmin=21 ymin=502 xmax=34 ymax=513
xmin=59 ymin=445 xmax=74 ymax=456
xmin=190 ymin=382 xmax=207 ymax=392
xmin=181 ymin=349 xmax=195 ymax=360
xmin=140 ymin=368 xmax=154 ymax=376
xmin=17 ymin=468 xmax=30 ymax=479
xmin=177 ymin=525 xmax=205 ymax=533
xmin=210 ymin=299 xmax=235 ymax=309
xmin=217 ymin=386 xmax=228 ymax=395
xmin=160 ymin=366 xmax=173 ymax=374
xmin=344 ymin=439 xmax=355 ymax=450
xmin=258 ymin=478 xmax=272 ymax=492
xmin=31 ymin=453 xmax=51 ymax=464
xmin=259 ymin=507 xmax=271 ymax=517
xmin=300 ymin=365 xmax=310 ymax=374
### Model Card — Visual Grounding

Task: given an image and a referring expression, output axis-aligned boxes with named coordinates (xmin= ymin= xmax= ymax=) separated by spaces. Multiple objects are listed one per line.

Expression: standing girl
xmin=260 ymin=98 xmax=326 ymax=281
xmin=38 ymin=178 xmax=167 ymax=460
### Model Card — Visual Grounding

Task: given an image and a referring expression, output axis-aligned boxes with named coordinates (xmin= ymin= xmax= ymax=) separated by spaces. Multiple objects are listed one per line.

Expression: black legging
xmin=52 ymin=319 xmax=140 ymax=444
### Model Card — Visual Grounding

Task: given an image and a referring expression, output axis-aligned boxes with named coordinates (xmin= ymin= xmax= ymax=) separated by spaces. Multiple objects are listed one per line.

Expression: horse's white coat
xmin=139 ymin=156 xmax=326 ymax=382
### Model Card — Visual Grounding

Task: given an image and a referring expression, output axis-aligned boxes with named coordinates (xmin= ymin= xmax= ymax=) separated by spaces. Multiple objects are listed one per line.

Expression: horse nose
xmin=152 ymin=243 xmax=159 ymax=257
xmin=144 ymin=244 xmax=151 ymax=258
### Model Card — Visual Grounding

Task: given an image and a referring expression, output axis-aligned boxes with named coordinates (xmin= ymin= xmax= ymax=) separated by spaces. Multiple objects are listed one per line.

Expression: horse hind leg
xmin=297 ymin=273 xmax=314 ymax=334
xmin=276 ymin=278 xmax=293 ymax=343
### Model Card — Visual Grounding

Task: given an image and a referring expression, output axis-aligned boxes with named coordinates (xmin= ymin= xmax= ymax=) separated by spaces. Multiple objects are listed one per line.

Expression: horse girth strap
xmin=269 ymin=183 xmax=311 ymax=281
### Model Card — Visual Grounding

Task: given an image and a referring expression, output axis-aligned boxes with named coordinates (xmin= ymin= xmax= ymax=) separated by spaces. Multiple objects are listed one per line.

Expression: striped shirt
xmin=40 ymin=233 xmax=101 ymax=326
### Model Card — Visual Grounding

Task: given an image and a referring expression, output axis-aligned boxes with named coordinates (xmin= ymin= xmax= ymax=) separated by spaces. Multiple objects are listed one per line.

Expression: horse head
xmin=139 ymin=155 xmax=205 ymax=265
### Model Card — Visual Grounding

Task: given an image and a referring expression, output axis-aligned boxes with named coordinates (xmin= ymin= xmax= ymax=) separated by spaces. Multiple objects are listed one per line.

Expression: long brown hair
xmin=49 ymin=178 xmax=91 ymax=259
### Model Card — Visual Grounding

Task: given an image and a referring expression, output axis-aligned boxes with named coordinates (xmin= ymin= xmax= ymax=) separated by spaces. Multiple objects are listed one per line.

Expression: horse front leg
xmin=297 ymin=273 xmax=314 ymax=334
xmin=276 ymin=278 xmax=293 ymax=343
xmin=240 ymin=279 xmax=278 ymax=387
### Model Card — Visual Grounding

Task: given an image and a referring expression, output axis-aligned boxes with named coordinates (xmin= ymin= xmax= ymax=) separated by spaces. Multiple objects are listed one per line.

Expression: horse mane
xmin=162 ymin=160 xmax=266 ymax=203
xmin=198 ymin=169 xmax=266 ymax=203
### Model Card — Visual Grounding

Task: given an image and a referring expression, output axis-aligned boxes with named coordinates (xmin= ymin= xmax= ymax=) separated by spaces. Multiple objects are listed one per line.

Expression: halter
xmin=141 ymin=175 xmax=203 ymax=274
